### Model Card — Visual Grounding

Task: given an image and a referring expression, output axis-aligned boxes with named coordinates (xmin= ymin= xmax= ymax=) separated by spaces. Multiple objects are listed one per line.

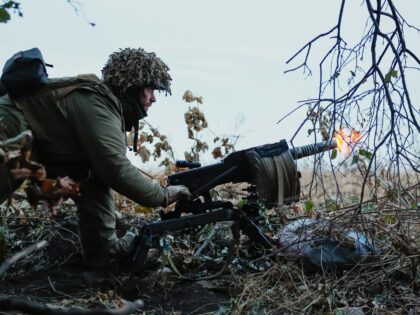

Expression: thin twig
xmin=0 ymin=297 xmax=143 ymax=315
xmin=0 ymin=240 xmax=48 ymax=275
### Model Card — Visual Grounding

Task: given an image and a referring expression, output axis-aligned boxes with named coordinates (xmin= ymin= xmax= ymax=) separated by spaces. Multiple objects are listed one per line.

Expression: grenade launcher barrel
xmin=289 ymin=139 xmax=337 ymax=160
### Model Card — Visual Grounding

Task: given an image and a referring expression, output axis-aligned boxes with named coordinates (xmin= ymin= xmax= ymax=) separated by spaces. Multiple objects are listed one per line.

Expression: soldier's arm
xmin=62 ymin=90 xmax=166 ymax=207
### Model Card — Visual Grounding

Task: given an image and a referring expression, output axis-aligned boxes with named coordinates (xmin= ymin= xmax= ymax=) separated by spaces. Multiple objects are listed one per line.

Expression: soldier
xmin=0 ymin=47 xmax=190 ymax=269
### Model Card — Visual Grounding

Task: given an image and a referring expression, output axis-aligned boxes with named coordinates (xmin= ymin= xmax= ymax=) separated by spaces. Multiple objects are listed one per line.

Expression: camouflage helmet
xmin=102 ymin=47 xmax=171 ymax=95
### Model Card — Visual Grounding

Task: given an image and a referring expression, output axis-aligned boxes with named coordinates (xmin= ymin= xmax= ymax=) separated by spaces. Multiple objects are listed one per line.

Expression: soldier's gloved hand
xmin=164 ymin=185 xmax=191 ymax=206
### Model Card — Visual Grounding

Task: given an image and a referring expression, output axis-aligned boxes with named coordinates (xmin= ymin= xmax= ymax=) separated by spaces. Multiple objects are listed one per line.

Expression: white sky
xmin=1 ymin=1 xmax=419 ymax=165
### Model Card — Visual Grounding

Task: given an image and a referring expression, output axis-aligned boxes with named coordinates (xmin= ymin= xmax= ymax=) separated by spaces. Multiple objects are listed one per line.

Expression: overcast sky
xmin=1 ymin=0 xmax=419 ymax=164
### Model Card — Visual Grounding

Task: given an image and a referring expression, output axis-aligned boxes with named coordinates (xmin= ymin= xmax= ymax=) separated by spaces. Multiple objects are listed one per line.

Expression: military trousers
xmin=0 ymin=100 xmax=134 ymax=268
xmin=1 ymin=152 xmax=132 ymax=268
xmin=0 ymin=166 xmax=134 ymax=267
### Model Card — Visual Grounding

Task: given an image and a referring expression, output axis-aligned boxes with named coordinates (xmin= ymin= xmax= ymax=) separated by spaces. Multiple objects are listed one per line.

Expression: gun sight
xmin=176 ymin=160 xmax=201 ymax=169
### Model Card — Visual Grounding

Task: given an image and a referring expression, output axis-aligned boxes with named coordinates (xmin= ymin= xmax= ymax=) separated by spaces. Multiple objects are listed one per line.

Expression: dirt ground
xmin=0 ymin=208 xmax=235 ymax=315
xmin=1 ymin=183 xmax=419 ymax=314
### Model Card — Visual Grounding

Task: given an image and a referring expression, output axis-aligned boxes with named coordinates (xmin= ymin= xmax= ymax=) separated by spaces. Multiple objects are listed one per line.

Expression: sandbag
xmin=277 ymin=218 xmax=375 ymax=270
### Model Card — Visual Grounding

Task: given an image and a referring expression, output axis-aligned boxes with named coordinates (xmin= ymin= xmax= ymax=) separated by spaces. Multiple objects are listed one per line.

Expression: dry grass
xmin=229 ymin=166 xmax=420 ymax=315
xmin=233 ymin=209 xmax=420 ymax=314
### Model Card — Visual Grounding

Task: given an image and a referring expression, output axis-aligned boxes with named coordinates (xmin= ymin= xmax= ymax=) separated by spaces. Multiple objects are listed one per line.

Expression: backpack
xmin=1 ymin=48 xmax=53 ymax=98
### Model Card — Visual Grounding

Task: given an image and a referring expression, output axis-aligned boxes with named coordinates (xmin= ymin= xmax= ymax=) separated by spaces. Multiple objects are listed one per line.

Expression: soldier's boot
xmin=81 ymin=232 xmax=138 ymax=286
xmin=81 ymin=227 xmax=139 ymax=271
xmin=109 ymin=227 xmax=138 ymax=258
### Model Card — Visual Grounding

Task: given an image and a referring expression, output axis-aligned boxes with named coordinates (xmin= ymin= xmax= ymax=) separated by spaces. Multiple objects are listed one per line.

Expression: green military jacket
xmin=0 ymin=74 xmax=165 ymax=207
xmin=0 ymin=94 xmax=29 ymax=139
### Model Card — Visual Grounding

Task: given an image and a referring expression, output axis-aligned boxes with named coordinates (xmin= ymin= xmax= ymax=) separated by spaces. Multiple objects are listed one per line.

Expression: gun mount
xmin=128 ymin=139 xmax=337 ymax=273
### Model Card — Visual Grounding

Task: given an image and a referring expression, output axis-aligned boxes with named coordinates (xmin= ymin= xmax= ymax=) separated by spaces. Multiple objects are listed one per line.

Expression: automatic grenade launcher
xmin=168 ymin=138 xmax=338 ymax=210
xmin=128 ymin=138 xmax=337 ymax=273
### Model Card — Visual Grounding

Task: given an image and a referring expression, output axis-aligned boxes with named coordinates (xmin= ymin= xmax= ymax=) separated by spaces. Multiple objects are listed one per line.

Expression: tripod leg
xmin=239 ymin=217 xmax=273 ymax=249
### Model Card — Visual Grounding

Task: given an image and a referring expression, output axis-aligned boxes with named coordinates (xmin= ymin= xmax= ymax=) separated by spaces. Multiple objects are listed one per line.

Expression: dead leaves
xmin=184 ymin=106 xmax=208 ymax=134
xmin=212 ymin=137 xmax=235 ymax=159
xmin=25 ymin=177 xmax=80 ymax=216
xmin=182 ymin=90 xmax=238 ymax=162
xmin=127 ymin=90 xmax=238 ymax=166
xmin=128 ymin=122 xmax=173 ymax=165
xmin=182 ymin=90 xmax=203 ymax=104
xmin=212 ymin=146 xmax=223 ymax=159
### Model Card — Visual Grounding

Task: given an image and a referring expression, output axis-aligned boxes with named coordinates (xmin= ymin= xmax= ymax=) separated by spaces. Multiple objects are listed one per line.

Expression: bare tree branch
xmin=285 ymin=0 xmax=419 ymax=206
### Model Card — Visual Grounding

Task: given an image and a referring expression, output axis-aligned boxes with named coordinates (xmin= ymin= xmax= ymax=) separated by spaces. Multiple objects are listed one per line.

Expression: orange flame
xmin=334 ymin=128 xmax=362 ymax=156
